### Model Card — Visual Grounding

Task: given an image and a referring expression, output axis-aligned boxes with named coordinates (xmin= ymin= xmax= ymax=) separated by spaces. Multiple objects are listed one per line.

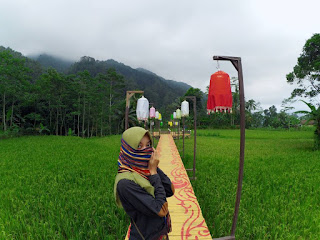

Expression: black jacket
xmin=117 ymin=168 xmax=174 ymax=240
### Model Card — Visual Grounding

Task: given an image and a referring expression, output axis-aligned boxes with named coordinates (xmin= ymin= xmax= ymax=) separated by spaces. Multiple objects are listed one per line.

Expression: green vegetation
xmin=1 ymin=130 xmax=319 ymax=239
xmin=285 ymin=33 xmax=320 ymax=150
xmin=0 ymin=135 xmax=129 ymax=239
xmin=176 ymin=129 xmax=320 ymax=239
xmin=1 ymin=46 xmax=307 ymax=140
xmin=286 ymin=33 xmax=320 ymax=101
xmin=295 ymin=100 xmax=320 ymax=150
xmin=0 ymin=47 xmax=192 ymax=138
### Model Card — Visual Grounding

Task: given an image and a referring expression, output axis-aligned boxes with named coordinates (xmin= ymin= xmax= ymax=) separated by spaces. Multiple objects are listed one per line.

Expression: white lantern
xmin=181 ymin=100 xmax=189 ymax=117
xmin=176 ymin=109 xmax=181 ymax=119
xmin=173 ymin=111 xmax=177 ymax=119
xmin=136 ymin=96 xmax=149 ymax=121
xmin=155 ymin=111 xmax=159 ymax=119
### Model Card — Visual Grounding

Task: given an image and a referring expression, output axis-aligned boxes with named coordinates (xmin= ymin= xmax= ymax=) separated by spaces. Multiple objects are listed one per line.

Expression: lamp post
xmin=212 ymin=56 xmax=245 ymax=240
xmin=155 ymin=111 xmax=159 ymax=139
xmin=181 ymin=100 xmax=189 ymax=160
xmin=149 ymin=105 xmax=156 ymax=144
xmin=125 ymin=91 xmax=144 ymax=130
xmin=173 ymin=111 xmax=177 ymax=138
xmin=176 ymin=109 xmax=181 ymax=140
xmin=185 ymin=96 xmax=196 ymax=181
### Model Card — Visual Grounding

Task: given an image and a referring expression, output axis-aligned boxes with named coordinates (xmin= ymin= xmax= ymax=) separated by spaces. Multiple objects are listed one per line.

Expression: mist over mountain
xmin=29 ymin=53 xmax=74 ymax=73
xmin=66 ymin=56 xmax=192 ymax=109
xmin=0 ymin=47 xmax=191 ymax=110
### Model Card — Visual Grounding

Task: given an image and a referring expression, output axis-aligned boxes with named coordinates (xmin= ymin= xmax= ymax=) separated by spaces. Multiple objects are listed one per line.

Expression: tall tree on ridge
xmin=286 ymin=33 xmax=320 ymax=102
xmin=0 ymin=50 xmax=29 ymax=131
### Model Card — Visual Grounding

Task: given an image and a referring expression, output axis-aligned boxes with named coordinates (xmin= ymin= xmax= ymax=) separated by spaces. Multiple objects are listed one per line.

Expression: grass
xmin=0 ymin=135 xmax=128 ymax=239
xmin=0 ymin=129 xmax=319 ymax=239
xmin=175 ymin=129 xmax=320 ymax=239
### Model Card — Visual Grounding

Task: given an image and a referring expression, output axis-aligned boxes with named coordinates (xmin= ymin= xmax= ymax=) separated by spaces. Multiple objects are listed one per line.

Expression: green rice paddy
xmin=176 ymin=129 xmax=320 ymax=239
xmin=0 ymin=129 xmax=319 ymax=239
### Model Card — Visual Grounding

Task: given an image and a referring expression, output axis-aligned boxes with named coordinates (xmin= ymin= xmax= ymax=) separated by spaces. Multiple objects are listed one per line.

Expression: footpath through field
xmin=125 ymin=134 xmax=212 ymax=240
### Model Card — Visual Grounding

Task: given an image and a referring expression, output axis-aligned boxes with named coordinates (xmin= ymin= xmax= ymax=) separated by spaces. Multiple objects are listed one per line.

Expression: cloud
xmin=0 ymin=0 xmax=319 ymax=111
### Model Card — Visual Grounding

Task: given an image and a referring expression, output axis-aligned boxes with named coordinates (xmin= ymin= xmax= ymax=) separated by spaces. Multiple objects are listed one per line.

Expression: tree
xmin=295 ymin=100 xmax=320 ymax=150
xmin=106 ymin=68 xmax=125 ymax=135
xmin=184 ymin=87 xmax=203 ymax=111
xmin=263 ymin=105 xmax=279 ymax=128
xmin=245 ymin=99 xmax=260 ymax=128
xmin=0 ymin=50 xmax=30 ymax=131
xmin=286 ymin=33 xmax=320 ymax=100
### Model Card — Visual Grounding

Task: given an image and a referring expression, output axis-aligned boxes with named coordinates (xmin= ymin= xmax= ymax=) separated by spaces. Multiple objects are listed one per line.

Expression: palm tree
xmin=295 ymin=100 xmax=320 ymax=150
xmin=245 ymin=99 xmax=257 ymax=113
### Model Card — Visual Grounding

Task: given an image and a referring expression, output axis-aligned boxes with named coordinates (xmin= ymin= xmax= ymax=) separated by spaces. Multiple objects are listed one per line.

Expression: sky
xmin=1 ymin=0 xmax=319 ymax=111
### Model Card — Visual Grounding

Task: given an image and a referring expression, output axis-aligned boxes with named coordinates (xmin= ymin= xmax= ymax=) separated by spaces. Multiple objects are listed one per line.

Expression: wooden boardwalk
xmin=125 ymin=134 xmax=212 ymax=240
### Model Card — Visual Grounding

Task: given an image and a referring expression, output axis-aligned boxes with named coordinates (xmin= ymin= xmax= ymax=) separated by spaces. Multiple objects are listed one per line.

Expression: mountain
xmin=1 ymin=47 xmax=193 ymax=110
xmin=29 ymin=53 xmax=73 ymax=73
xmin=136 ymin=68 xmax=191 ymax=92
xmin=0 ymin=46 xmax=43 ymax=82
xmin=67 ymin=56 xmax=193 ymax=109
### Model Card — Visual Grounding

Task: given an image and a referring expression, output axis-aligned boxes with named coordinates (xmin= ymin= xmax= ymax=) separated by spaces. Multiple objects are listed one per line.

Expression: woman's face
xmin=137 ymin=134 xmax=152 ymax=150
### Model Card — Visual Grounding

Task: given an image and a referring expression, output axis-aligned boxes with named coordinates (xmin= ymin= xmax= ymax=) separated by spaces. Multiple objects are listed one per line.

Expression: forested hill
xmin=30 ymin=54 xmax=73 ymax=73
xmin=66 ymin=56 xmax=192 ymax=109
xmin=23 ymin=52 xmax=193 ymax=109
xmin=1 ymin=46 xmax=195 ymax=136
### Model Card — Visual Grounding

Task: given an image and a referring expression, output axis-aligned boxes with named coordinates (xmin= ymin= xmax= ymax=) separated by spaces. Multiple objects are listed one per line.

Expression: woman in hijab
xmin=114 ymin=127 xmax=175 ymax=240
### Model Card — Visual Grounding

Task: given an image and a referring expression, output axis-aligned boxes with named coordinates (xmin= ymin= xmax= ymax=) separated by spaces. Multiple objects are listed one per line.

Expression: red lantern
xmin=207 ymin=71 xmax=233 ymax=114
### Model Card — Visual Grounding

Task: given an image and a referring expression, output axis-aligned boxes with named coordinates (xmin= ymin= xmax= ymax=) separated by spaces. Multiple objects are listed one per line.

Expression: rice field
xmin=175 ymin=129 xmax=320 ymax=239
xmin=0 ymin=129 xmax=319 ymax=239
xmin=0 ymin=135 xmax=127 ymax=239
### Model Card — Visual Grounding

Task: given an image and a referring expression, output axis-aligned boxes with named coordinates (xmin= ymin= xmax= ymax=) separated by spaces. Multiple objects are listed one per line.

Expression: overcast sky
xmin=1 ymin=0 xmax=319 ymax=111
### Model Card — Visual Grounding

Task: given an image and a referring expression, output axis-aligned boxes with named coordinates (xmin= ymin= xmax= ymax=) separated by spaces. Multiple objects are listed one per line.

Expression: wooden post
xmin=213 ymin=56 xmax=246 ymax=239
xmin=182 ymin=117 xmax=185 ymax=160
xmin=125 ymin=91 xmax=144 ymax=130
xmin=185 ymin=96 xmax=196 ymax=180
xmin=178 ymin=120 xmax=180 ymax=140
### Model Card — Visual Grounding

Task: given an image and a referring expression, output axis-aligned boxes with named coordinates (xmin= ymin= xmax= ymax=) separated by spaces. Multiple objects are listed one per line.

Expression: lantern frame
xmin=125 ymin=91 xmax=144 ymax=130
xmin=183 ymin=96 xmax=197 ymax=181
xmin=212 ymin=56 xmax=245 ymax=240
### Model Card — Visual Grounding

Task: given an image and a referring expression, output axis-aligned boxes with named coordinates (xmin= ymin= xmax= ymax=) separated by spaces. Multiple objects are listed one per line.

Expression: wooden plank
xmin=124 ymin=134 xmax=213 ymax=240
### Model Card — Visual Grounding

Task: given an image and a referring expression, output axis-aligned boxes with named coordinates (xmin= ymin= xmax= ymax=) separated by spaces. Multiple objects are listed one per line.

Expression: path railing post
xmin=182 ymin=117 xmax=185 ymax=160
xmin=185 ymin=96 xmax=196 ymax=181
xmin=125 ymin=90 xmax=144 ymax=130
xmin=212 ymin=56 xmax=245 ymax=240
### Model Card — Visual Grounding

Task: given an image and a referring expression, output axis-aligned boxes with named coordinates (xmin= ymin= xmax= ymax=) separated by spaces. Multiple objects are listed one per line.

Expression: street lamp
xmin=212 ymin=56 xmax=245 ymax=240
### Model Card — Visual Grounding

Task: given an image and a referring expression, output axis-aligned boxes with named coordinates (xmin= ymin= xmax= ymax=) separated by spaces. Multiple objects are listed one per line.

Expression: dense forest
xmin=0 ymin=46 xmax=304 ymax=138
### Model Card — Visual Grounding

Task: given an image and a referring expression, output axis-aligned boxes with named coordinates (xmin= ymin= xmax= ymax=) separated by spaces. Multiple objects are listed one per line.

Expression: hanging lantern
xmin=207 ymin=71 xmax=233 ymax=114
xmin=155 ymin=111 xmax=159 ymax=119
xmin=160 ymin=121 xmax=163 ymax=127
xmin=136 ymin=96 xmax=149 ymax=121
xmin=149 ymin=107 xmax=156 ymax=118
xmin=181 ymin=100 xmax=189 ymax=117
xmin=176 ymin=109 xmax=181 ymax=119
xmin=171 ymin=114 xmax=173 ymax=120
xmin=173 ymin=111 xmax=177 ymax=119
xmin=168 ymin=121 xmax=173 ymax=127
xmin=159 ymin=113 xmax=162 ymax=121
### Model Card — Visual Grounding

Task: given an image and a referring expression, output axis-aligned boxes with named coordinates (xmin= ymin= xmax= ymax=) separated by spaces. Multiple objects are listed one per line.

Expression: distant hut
xmin=300 ymin=120 xmax=315 ymax=126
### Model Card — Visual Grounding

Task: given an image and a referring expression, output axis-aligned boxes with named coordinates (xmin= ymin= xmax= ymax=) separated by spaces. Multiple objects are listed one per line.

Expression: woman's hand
xmin=149 ymin=148 xmax=159 ymax=175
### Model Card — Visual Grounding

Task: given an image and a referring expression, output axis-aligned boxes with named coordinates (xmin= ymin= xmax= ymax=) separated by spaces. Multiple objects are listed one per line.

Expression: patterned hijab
xmin=117 ymin=127 xmax=153 ymax=179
